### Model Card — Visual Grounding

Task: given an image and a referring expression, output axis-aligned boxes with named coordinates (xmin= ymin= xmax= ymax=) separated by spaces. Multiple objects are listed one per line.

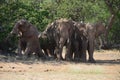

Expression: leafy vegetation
xmin=0 ymin=0 xmax=120 ymax=44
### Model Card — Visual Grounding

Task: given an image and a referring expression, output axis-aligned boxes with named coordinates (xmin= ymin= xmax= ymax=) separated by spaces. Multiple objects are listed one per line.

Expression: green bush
xmin=0 ymin=0 xmax=119 ymax=51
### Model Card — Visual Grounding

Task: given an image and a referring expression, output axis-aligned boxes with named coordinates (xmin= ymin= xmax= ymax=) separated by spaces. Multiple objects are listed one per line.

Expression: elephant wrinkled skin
xmin=42 ymin=18 xmax=75 ymax=60
xmin=10 ymin=19 xmax=45 ymax=59
xmin=74 ymin=22 xmax=106 ymax=63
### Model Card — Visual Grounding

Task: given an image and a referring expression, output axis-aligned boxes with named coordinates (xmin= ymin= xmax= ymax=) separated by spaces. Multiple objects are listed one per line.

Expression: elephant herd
xmin=8 ymin=18 xmax=106 ymax=63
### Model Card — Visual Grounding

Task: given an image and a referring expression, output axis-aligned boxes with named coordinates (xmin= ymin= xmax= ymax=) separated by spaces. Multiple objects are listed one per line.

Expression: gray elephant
xmin=9 ymin=19 xmax=45 ymax=59
xmin=42 ymin=18 xmax=75 ymax=60
xmin=74 ymin=21 xmax=106 ymax=63
xmin=86 ymin=22 xmax=106 ymax=62
xmin=71 ymin=22 xmax=88 ymax=62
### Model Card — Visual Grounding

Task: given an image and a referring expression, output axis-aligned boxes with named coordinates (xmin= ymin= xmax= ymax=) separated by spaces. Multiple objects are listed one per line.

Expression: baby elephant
xmin=10 ymin=19 xmax=45 ymax=59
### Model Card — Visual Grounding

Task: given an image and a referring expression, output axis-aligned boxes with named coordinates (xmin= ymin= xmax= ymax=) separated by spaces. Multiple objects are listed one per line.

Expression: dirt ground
xmin=0 ymin=50 xmax=120 ymax=80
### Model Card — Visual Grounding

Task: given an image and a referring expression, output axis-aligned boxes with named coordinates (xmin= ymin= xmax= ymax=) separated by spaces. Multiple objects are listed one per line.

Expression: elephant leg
xmin=65 ymin=40 xmax=72 ymax=61
xmin=54 ymin=44 xmax=64 ymax=60
xmin=80 ymin=39 xmax=87 ymax=62
xmin=54 ymin=46 xmax=63 ymax=60
xmin=18 ymin=39 xmax=24 ymax=57
xmin=23 ymin=41 xmax=34 ymax=59
xmin=18 ymin=38 xmax=27 ymax=57
xmin=69 ymin=48 xmax=74 ymax=60
xmin=55 ymin=38 xmax=66 ymax=60
xmin=35 ymin=49 xmax=45 ymax=60
xmin=43 ymin=49 xmax=49 ymax=56
xmin=59 ymin=47 xmax=64 ymax=60
xmin=74 ymin=51 xmax=80 ymax=61
xmin=98 ymin=36 xmax=103 ymax=50
xmin=88 ymin=39 xmax=96 ymax=63
xmin=49 ymin=48 xmax=56 ymax=58
xmin=18 ymin=39 xmax=22 ymax=55
xmin=74 ymin=41 xmax=80 ymax=61
xmin=24 ymin=47 xmax=32 ymax=59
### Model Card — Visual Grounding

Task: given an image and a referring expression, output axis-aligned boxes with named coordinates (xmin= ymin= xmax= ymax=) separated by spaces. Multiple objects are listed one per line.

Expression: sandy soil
xmin=0 ymin=50 xmax=120 ymax=80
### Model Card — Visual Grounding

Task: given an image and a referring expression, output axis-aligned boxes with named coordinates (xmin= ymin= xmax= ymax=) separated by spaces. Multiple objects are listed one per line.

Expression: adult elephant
xmin=86 ymin=22 xmax=106 ymax=62
xmin=42 ymin=18 xmax=75 ymax=60
xmin=74 ymin=22 xmax=106 ymax=63
xmin=9 ymin=19 xmax=45 ymax=59
xmin=71 ymin=22 xmax=88 ymax=62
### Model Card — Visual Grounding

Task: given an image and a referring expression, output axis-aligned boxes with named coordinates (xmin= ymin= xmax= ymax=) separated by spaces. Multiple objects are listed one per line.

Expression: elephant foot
xmin=88 ymin=59 xmax=96 ymax=63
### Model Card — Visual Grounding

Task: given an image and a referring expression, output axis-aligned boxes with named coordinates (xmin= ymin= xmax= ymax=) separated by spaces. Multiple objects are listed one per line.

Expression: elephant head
xmin=11 ymin=19 xmax=40 ymax=38
xmin=10 ymin=19 xmax=31 ymax=36
xmin=74 ymin=22 xmax=88 ymax=39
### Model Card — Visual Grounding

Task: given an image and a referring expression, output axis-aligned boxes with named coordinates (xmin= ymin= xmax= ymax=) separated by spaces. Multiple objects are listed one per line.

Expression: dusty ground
xmin=0 ymin=50 xmax=120 ymax=80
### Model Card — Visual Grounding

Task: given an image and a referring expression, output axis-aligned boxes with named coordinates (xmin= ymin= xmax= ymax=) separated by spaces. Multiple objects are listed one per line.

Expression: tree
xmin=0 ymin=0 xmax=120 ymax=51
xmin=103 ymin=0 xmax=120 ymax=47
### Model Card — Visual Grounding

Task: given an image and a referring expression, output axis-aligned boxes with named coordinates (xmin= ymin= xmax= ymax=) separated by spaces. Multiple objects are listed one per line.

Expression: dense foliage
xmin=0 ymin=0 xmax=120 ymax=44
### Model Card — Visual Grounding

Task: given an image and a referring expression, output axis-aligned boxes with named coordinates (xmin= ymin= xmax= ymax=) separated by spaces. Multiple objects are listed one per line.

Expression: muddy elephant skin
xmin=43 ymin=18 xmax=75 ymax=60
xmin=10 ymin=19 xmax=45 ymax=58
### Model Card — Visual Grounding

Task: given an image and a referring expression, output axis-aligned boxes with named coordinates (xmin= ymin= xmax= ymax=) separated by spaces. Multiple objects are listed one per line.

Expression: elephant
xmin=10 ymin=19 xmax=45 ymax=59
xmin=74 ymin=21 xmax=106 ymax=63
xmin=42 ymin=18 xmax=75 ymax=60
xmin=70 ymin=22 xmax=88 ymax=62
xmin=86 ymin=22 xmax=106 ymax=62
xmin=17 ymin=36 xmax=27 ymax=56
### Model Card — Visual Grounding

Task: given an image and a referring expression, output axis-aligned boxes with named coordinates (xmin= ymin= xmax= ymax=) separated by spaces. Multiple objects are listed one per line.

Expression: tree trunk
xmin=104 ymin=14 xmax=115 ymax=46
xmin=103 ymin=0 xmax=119 ymax=49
